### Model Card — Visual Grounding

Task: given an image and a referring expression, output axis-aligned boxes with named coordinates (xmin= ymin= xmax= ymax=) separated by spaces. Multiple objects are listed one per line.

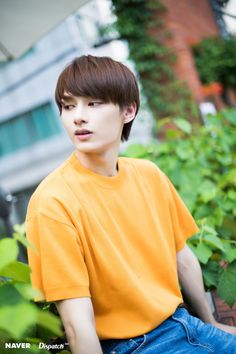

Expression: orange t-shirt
xmin=26 ymin=152 xmax=198 ymax=339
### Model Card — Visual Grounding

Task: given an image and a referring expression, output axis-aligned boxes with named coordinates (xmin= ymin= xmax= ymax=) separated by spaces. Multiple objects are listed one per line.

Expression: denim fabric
xmin=101 ymin=308 xmax=236 ymax=354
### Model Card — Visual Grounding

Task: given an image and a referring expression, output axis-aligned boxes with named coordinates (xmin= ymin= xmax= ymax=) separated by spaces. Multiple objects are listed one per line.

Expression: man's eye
xmin=88 ymin=101 xmax=102 ymax=107
xmin=63 ymin=104 xmax=74 ymax=110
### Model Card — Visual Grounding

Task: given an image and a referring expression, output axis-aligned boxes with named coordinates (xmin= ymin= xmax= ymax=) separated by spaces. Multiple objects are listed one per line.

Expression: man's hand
xmin=56 ymin=297 xmax=103 ymax=354
xmin=213 ymin=321 xmax=236 ymax=336
xmin=177 ymin=244 xmax=236 ymax=336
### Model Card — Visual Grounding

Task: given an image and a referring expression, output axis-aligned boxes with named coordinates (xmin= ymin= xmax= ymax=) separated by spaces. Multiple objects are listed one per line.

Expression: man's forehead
xmin=61 ymin=92 xmax=74 ymax=101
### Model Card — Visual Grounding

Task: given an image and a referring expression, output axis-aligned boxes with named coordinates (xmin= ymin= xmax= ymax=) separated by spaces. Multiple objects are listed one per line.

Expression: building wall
xmin=0 ymin=18 xmax=81 ymax=194
xmin=0 ymin=16 xmax=81 ymax=225
xmin=160 ymin=0 xmax=219 ymax=102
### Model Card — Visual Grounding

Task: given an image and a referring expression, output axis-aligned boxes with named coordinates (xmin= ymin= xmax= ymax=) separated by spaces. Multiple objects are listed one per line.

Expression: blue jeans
xmin=101 ymin=308 xmax=236 ymax=353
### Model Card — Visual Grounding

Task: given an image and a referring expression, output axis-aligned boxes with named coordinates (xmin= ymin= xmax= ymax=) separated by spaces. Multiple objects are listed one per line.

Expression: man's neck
xmin=76 ymin=149 xmax=119 ymax=177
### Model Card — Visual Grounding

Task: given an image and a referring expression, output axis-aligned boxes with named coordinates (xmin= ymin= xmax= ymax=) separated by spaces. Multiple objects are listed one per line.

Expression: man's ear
xmin=123 ymin=102 xmax=137 ymax=124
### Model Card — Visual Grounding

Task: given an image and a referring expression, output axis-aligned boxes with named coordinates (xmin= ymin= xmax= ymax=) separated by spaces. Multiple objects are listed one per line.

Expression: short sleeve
xmin=164 ymin=175 xmax=199 ymax=252
xmin=26 ymin=212 xmax=90 ymax=302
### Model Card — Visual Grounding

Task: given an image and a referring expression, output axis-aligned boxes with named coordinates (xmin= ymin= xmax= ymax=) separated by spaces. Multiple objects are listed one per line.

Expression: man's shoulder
xmin=35 ymin=155 xmax=73 ymax=192
xmin=120 ymin=157 xmax=170 ymax=194
xmin=27 ymin=154 xmax=76 ymax=217
xmin=120 ymin=156 xmax=163 ymax=176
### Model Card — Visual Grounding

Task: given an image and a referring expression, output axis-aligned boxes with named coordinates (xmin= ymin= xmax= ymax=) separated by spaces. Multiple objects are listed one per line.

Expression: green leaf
xmin=175 ymin=145 xmax=191 ymax=160
xmin=0 ymin=238 xmax=18 ymax=270
xmin=37 ymin=311 xmax=62 ymax=337
xmin=217 ymin=262 xmax=236 ymax=307
xmin=14 ymin=283 xmax=42 ymax=301
xmin=13 ymin=224 xmax=38 ymax=254
xmin=0 ymin=302 xmax=37 ymax=339
xmin=199 ymin=180 xmax=217 ymax=203
xmin=173 ymin=118 xmax=192 ymax=134
xmin=204 ymin=234 xmax=225 ymax=252
xmin=223 ymin=247 xmax=236 ymax=263
xmin=13 ymin=224 xmax=25 ymax=236
xmin=0 ymin=261 xmax=30 ymax=282
xmin=222 ymin=199 xmax=234 ymax=211
xmin=202 ymin=261 xmax=221 ymax=288
xmin=211 ymin=207 xmax=224 ymax=227
xmin=202 ymin=225 xmax=217 ymax=236
xmin=193 ymin=242 xmax=212 ymax=264
xmin=0 ymin=283 xmax=22 ymax=306
xmin=227 ymin=189 xmax=236 ymax=201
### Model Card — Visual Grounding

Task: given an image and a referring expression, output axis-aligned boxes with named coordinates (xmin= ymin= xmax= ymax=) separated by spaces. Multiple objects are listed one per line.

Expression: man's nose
xmin=73 ymin=106 xmax=88 ymax=125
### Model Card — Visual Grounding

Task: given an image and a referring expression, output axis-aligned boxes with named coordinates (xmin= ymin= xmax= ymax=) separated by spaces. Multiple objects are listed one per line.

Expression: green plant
xmin=193 ymin=35 xmax=236 ymax=89
xmin=123 ymin=108 xmax=236 ymax=307
xmin=0 ymin=225 xmax=69 ymax=354
xmin=101 ymin=0 xmax=198 ymax=121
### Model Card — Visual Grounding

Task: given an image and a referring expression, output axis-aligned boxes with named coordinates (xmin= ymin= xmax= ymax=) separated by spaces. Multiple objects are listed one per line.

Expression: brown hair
xmin=55 ymin=55 xmax=140 ymax=141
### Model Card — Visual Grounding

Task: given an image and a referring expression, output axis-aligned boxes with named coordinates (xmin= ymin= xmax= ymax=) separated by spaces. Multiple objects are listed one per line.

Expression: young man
xmin=26 ymin=55 xmax=236 ymax=354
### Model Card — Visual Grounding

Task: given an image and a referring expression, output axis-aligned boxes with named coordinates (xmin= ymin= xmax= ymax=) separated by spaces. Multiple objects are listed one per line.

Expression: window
xmin=0 ymin=103 xmax=62 ymax=157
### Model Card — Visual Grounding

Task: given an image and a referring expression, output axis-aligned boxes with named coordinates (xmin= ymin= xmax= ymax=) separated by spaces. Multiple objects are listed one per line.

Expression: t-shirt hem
xmin=34 ymin=286 xmax=91 ymax=302
xmin=176 ymin=225 xmax=199 ymax=252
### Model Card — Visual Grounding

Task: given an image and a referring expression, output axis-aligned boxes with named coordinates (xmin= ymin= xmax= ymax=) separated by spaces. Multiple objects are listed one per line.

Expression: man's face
xmin=60 ymin=94 xmax=127 ymax=155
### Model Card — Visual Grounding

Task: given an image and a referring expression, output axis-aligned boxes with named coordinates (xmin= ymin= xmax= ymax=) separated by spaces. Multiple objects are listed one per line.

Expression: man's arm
xmin=56 ymin=297 xmax=103 ymax=354
xmin=177 ymin=244 xmax=236 ymax=335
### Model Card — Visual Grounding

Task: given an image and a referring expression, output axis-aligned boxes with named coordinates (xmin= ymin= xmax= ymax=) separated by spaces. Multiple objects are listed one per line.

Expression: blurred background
xmin=0 ymin=0 xmax=235 ymax=230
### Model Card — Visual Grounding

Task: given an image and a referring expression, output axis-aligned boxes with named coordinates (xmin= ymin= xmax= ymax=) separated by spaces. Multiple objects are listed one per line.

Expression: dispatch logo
xmin=4 ymin=342 xmax=68 ymax=350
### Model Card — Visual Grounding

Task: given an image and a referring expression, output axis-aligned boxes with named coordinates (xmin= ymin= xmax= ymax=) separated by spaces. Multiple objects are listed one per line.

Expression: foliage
xmin=104 ymin=0 xmax=198 ymax=121
xmin=193 ymin=35 xmax=236 ymax=89
xmin=123 ymin=109 xmax=236 ymax=307
xmin=0 ymin=225 xmax=69 ymax=354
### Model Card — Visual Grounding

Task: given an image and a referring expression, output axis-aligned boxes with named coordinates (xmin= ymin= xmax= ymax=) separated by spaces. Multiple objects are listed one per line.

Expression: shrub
xmin=193 ymin=35 xmax=236 ymax=89
xmin=123 ymin=109 xmax=236 ymax=307
xmin=0 ymin=225 xmax=69 ymax=354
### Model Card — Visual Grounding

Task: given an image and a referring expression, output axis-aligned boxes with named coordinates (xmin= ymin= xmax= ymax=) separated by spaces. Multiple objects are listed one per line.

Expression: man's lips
xmin=74 ymin=129 xmax=93 ymax=141
xmin=75 ymin=129 xmax=93 ymax=135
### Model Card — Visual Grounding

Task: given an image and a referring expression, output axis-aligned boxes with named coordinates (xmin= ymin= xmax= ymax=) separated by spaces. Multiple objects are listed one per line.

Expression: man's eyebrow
xmin=60 ymin=96 xmax=74 ymax=103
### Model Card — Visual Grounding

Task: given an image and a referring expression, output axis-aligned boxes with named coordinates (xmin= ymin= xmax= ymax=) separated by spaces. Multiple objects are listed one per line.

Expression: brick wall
xmin=156 ymin=0 xmax=219 ymax=102
xmin=212 ymin=291 xmax=236 ymax=326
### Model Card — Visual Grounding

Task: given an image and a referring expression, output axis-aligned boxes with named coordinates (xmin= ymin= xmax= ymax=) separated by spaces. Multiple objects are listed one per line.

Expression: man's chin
xmin=74 ymin=144 xmax=102 ymax=154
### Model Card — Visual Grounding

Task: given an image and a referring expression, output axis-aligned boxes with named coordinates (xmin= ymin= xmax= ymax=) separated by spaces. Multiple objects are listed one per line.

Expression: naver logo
xmin=5 ymin=343 xmax=31 ymax=349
